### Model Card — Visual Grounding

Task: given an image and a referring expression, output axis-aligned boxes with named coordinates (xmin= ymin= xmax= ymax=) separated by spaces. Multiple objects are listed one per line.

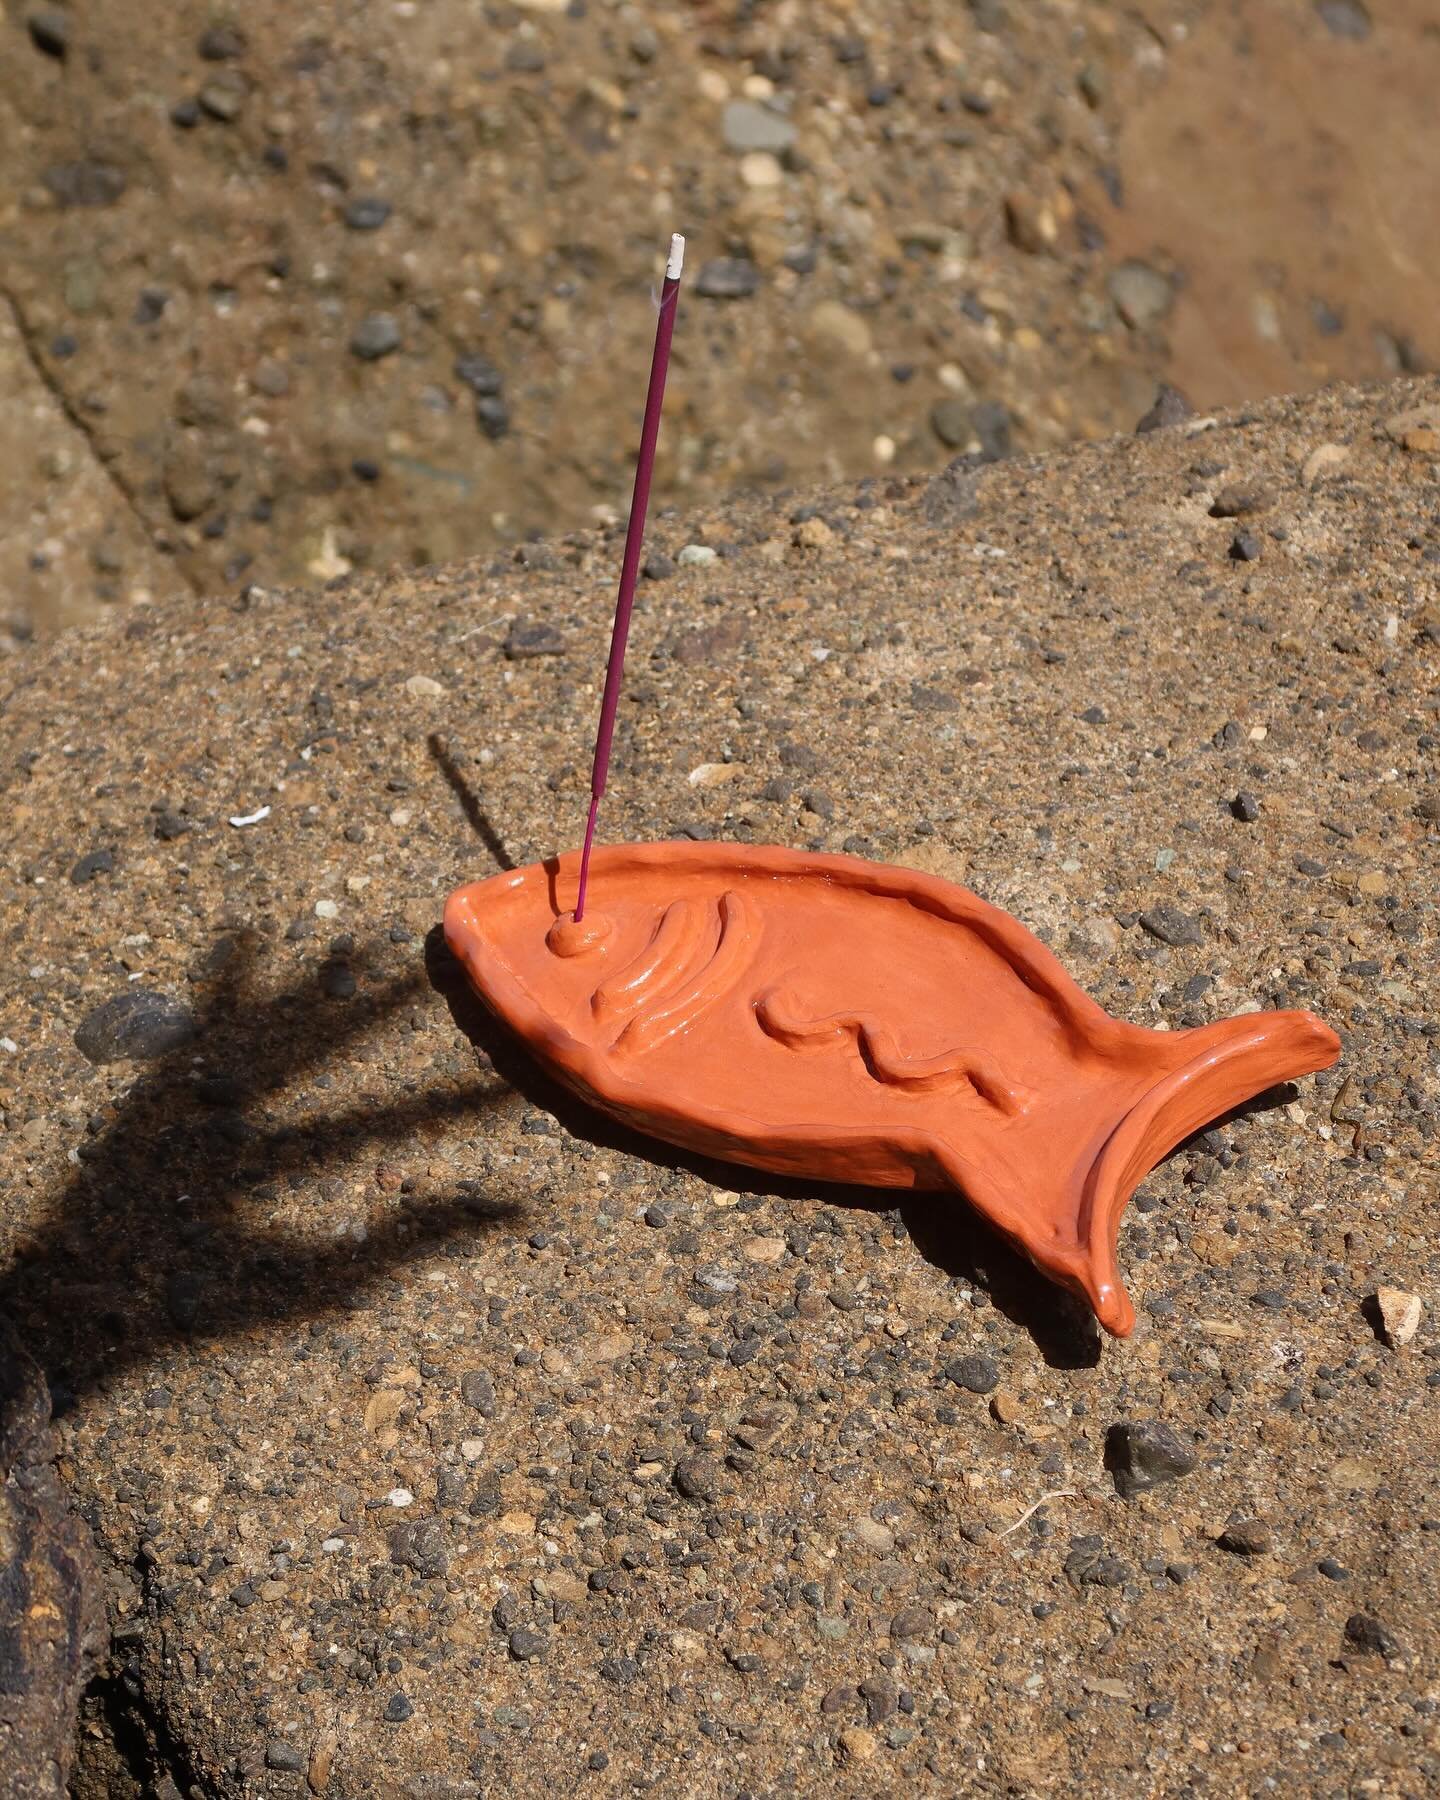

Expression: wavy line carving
xmin=753 ymin=985 xmax=1034 ymax=1116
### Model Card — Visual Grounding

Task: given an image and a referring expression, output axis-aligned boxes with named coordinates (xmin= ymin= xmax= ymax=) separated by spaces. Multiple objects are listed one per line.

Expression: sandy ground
xmin=1 ymin=0 xmax=1437 ymax=638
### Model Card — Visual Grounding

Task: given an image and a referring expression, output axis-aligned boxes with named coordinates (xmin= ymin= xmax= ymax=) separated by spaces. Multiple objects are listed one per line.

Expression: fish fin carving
xmin=592 ymin=897 xmax=708 ymax=1027
xmin=754 ymin=986 xmax=1034 ymax=1116
xmin=611 ymin=891 xmax=757 ymax=1057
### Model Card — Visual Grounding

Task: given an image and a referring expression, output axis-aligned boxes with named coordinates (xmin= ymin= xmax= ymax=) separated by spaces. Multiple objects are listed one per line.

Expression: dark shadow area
xmin=897 ymin=1202 xmax=1103 ymax=1369
xmin=0 ymin=727 xmax=544 ymax=1404
xmin=427 ymin=732 xmax=516 ymax=872
xmin=0 ymin=933 xmax=518 ymax=1405
xmin=426 ymin=925 xmax=1104 ymax=1369
xmin=74 ymin=1661 xmax=200 ymax=1800
xmin=1176 ymin=1080 xmax=1300 ymax=1149
xmin=1358 ymin=1292 xmax=1389 ymax=1346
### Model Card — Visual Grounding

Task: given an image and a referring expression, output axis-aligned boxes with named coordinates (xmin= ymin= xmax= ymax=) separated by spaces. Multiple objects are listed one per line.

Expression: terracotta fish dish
xmin=444 ymin=840 xmax=1341 ymax=1335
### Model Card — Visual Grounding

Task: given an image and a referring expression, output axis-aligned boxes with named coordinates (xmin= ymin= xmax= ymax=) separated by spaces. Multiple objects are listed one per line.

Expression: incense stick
xmin=573 ymin=233 xmax=685 ymax=924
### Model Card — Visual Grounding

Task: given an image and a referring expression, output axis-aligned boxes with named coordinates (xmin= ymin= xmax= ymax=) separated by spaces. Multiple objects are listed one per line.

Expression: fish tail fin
xmin=1071 ymin=1007 xmax=1342 ymax=1335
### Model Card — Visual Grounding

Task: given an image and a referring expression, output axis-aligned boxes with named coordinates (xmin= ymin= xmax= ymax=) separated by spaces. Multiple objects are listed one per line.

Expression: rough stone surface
xmin=1 ymin=376 xmax=1438 ymax=1794
xmin=0 ymin=1318 xmax=105 ymax=1798
xmin=0 ymin=296 xmax=179 ymax=648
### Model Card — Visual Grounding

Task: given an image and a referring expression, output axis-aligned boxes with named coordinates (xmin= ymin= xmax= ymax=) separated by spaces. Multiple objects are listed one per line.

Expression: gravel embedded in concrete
xmin=2 ymin=376 xmax=1437 ymax=1795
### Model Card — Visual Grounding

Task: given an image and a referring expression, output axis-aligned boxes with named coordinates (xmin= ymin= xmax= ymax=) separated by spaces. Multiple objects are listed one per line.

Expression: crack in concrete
xmin=0 ymin=289 xmax=204 ymax=597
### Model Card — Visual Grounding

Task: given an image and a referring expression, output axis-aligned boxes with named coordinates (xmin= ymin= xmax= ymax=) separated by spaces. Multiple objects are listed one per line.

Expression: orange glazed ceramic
xmin=444 ymin=842 xmax=1341 ymax=1335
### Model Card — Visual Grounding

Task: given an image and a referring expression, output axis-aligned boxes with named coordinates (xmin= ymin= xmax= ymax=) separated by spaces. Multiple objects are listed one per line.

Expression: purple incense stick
xmin=573 ymin=233 xmax=685 ymax=923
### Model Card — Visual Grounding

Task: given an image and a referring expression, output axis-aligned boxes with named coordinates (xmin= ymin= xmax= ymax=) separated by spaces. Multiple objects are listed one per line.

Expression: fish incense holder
xmin=444 ymin=841 xmax=1340 ymax=1335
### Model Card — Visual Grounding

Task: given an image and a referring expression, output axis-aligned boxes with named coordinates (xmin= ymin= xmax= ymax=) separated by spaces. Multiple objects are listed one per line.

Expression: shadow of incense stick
xmin=428 ymin=732 xmax=516 ymax=871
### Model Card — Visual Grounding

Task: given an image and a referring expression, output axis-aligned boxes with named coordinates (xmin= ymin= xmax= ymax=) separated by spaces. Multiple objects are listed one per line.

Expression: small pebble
xmin=319 ymin=960 xmax=356 ymax=999
xmin=351 ymin=314 xmax=402 ymax=360
xmin=1109 ymin=261 xmax=1174 ymax=331
xmin=198 ymin=24 xmax=245 ymax=58
xmin=1106 ymin=1419 xmax=1199 ymax=1498
xmin=455 ymin=353 xmax=504 ymax=396
xmin=944 ymin=1353 xmax=1000 ymax=1394
xmin=26 ymin=8 xmax=70 ymax=57
xmin=739 ymin=151 xmax=783 ymax=189
xmin=1344 ymin=1612 xmax=1400 ymax=1657
xmin=1217 ymin=1518 xmax=1272 ymax=1556
xmin=1139 ymin=906 xmax=1204 ymax=948
xmin=74 ymin=989 xmax=195 ymax=1064
xmin=504 ymin=620 xmax=564 ymax=659
xmin=134 ymin=287 xmax=168 ymax=325
xmin=70 ymin=847 xmax=115 ymax=884
xmin=838 ymin=1725 xmax=877 ymax=1763
xmin=931 ymin=399 xmax=974 ymax=450
xmin=695 ymin=258 xmax=759 ymax=300
xmin=1064 ymin=1537 xmax=1130 ymax=1589
xmin=476 ymin=394 xmax=510 ymax=440
xmin=721 ymin=100 xmax=796 ymax=155
xmin=460 ymin=1370 xmax=497 ymax=1416
xmin=1373 ymin=1286 xmax=1422 ymax=1347
xmin=198 ymin=74 xmax=246 ymax=122
xmin=1315 ymin=0 xmax=1371 ymax=42
xmin=344 ymin=196 xmax=392 ymax=231
xmin=1209 ymin=484 xmax=1266 ymax=518
xmin=1135 ymin=385 xmax=1193 ymax=433
xmin=673 ymin=1455 xmax=719 ymax=1500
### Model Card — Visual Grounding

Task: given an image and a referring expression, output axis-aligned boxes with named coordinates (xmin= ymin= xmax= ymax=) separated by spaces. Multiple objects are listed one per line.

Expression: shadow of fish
xmin=444 ymin=841 xmax=1341 ymax=1336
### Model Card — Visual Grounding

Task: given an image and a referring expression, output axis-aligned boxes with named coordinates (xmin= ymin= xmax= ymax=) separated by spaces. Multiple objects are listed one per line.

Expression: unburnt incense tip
xmin=666 ymin=234 xmax=685 ymax=279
